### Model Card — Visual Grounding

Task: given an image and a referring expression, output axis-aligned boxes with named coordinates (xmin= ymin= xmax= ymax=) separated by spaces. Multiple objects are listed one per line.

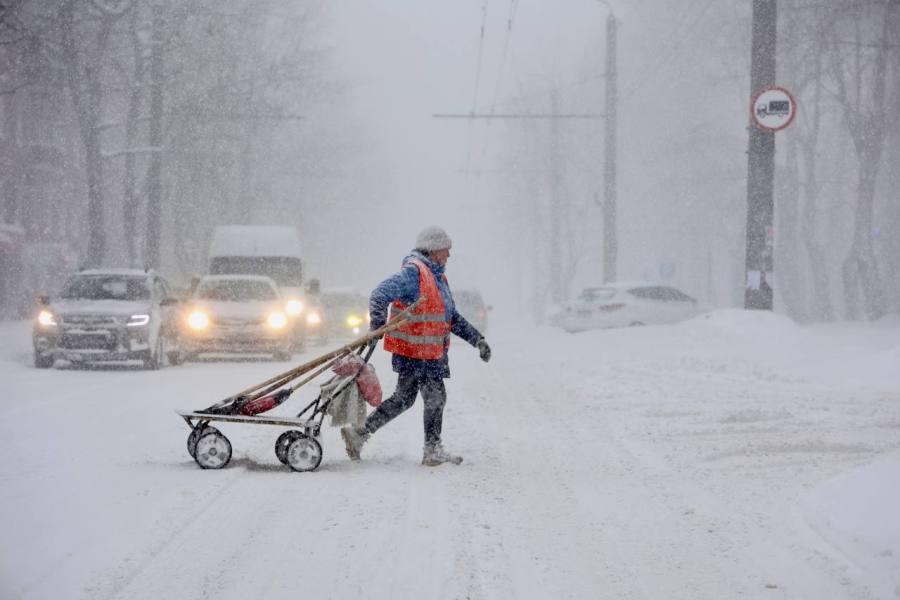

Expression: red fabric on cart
xmin=332 ymin=355 xmax=382 ymax=407
xmin=356 ymin=364 xmax=382 ymax=407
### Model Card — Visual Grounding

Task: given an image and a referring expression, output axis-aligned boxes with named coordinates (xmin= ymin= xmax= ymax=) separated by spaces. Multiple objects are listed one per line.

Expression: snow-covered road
xmin=2 ymin=312 xmax=899 ymax=599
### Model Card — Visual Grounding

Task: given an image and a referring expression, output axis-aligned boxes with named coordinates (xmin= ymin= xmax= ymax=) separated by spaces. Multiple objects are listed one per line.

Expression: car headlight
xmin=37 ymin=310 xmax=57 ymax=327
xmin=285 ymin=299 xmax=304 ymax=316
xmin=126 ymin=313 xmax=150 ymax=327
xmin=267 ymin=311 xmax=288 ymax=330
xmin=186 ymin=310 xmax=210 ymax=330
xmin=305 ymin=311 xmax=321 ymax=326
xmin=346 ymin=314 xmax=363 ymax=327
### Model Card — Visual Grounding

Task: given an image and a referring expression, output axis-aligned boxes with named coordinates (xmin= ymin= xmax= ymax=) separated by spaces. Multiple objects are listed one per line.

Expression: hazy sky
xmin=324 ymin=1 xmax=752 ymax=309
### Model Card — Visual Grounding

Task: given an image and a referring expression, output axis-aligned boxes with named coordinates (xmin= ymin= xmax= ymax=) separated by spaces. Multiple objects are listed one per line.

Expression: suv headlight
xmin=305 ymin=311 xmax=321 ymax=326
xmin=186 ymin=310 xmax=210 ymax=330
xmin=37 ymin=310 xmax=58 ymax=327
xmin=126 ymin=313 xmax=150 ymax=327
xmin=346 ymin=314 xmax=363 ymax=327
xmin=267 ymin=311 xmax=288 ymax=330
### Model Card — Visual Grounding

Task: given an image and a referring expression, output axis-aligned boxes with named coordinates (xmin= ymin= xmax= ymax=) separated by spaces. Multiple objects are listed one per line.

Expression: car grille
xmin=61 ymin=314 xmax=120 ymax=327
xmin=60 ymin=333 xmax=116 ymax=350
xmin=212 ymin=316 xmax=264 ymax=329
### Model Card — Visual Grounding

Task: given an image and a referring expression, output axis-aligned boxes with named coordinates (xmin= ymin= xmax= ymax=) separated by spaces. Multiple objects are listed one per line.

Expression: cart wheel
xmin=285 ymin=435 xmax=322 ymax=472
xmin=194 ymin=431 xmax=232 ymax=469
xmin=187 ymin=425 xmax=220 ymax=458
xmin=274 ymin=430 xmax=304 ymax=464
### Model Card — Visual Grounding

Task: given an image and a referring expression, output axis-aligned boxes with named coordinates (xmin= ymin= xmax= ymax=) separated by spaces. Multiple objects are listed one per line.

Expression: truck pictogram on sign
xmin=751 ymin=86 xmax=796 ymax=132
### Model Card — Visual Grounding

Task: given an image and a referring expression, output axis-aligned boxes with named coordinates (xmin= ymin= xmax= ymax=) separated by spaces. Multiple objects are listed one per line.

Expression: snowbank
xmin=799 ymin=451 xmax=900 ymax=599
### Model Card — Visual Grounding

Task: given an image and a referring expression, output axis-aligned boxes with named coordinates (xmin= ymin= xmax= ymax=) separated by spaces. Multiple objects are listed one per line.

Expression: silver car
xmin=32 ymin=269 xmax=182 ymax=369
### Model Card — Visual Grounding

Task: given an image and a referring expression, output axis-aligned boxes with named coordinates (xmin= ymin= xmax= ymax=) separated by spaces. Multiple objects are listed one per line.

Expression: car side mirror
xmin=36 ymin=295 xmax=49 ymax=306
xmin=161 ymin=297 xmax=179 ymax=307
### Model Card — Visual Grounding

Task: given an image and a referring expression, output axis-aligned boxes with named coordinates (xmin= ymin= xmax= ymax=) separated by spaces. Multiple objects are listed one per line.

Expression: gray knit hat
xmin=414 ymin=226 xmax=452 ymax=252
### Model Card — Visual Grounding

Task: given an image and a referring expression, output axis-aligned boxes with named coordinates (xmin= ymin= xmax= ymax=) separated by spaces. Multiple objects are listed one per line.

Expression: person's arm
xmin=369 ymin=265 xmax=420 ymax=330
xmin=451 ymin=309 xmax=491 ymax=362
xmin=449 ymin=310 xmax=482 ymax=346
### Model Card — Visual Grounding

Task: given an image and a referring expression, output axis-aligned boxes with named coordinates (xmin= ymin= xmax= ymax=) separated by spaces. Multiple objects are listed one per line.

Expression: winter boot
xmin=340 ymin=426 xmax=369 ymax=461
xmin=422 ymin=442 xmax=463 ymax=467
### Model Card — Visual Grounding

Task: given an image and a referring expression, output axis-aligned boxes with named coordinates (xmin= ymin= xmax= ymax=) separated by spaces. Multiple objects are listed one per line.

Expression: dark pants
xmin=363 ymin=371 xmax=447 ymax=446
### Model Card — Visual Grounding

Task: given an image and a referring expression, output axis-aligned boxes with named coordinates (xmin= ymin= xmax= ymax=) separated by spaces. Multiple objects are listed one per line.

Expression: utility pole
xmin=434 ymin=110 xmax=602 ymax=321
xmin=435 ymin=3 xmax=617 ymax=314
xmin=603 ymin=10 xmax=617 ymax=283
xmin=744 ymin=0 xmax=777 ymax=309
xmin=549 ymin=91 xmax=564 ymax=303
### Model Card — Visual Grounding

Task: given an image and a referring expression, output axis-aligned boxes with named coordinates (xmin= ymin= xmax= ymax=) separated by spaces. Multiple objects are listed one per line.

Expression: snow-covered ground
xmin=1 ymin=310 xmax=899 ymax=600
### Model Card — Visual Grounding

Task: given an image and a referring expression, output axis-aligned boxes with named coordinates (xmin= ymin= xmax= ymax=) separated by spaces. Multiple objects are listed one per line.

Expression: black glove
xmin=476 ymin=338 xmax=491 ymax=363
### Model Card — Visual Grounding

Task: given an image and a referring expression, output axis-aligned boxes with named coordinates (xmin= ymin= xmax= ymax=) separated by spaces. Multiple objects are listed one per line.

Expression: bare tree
xmin=826 ymin=0 xmax=899 ymax=319
xmin=58 ymin=0 xmax=132 ymax=266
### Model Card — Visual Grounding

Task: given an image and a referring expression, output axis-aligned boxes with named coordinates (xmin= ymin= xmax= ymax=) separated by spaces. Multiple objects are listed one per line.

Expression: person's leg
xmin=419 ymin=376 xmax=446 ymax=446
xmin=420 ymin=378 xmax=461 ymax=466
xmin=363 ymin=371 xmax=421 ymax=435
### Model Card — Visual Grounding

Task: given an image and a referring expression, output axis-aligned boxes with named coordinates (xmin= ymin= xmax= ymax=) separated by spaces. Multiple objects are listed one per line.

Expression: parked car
xmin=319 ymin=290 xmax=369 ymax=341
xmin=32 ymin=269 xmax=182 ymax=369
xmin=180 ymin=275 xmax=293 ymax=361
xmin=454 ymin=289 xmax=491 ymax=334
xmin=551 ymin=282 xmax=704 ymax=333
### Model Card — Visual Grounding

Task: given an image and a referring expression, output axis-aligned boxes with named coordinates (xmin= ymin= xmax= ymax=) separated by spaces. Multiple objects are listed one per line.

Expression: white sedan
xmin=551 ymin=282 xmax=705 ymax=333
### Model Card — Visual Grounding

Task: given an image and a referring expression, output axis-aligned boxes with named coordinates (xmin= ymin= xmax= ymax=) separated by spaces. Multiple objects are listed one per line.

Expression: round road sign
xmin=751 ymin=86 xmax=796 ymax=132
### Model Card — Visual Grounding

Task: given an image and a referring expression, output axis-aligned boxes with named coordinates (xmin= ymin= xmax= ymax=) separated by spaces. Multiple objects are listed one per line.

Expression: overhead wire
xmin=488 ymin=0 xmax=519 ymax=115
xmin=476 ymin=0 xmax=520 ymax=167
xmin=464 ymin=0 xmax=491 ymax=170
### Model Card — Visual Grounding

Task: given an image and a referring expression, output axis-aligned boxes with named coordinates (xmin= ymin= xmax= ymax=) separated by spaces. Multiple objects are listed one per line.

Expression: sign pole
xmin=744 ymin=0 xmax=778 ymax=310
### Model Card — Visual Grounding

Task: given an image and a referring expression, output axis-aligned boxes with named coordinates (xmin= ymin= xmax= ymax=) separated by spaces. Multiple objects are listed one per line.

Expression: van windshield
xmin=210 ymin=257 xmax=302 ymax=287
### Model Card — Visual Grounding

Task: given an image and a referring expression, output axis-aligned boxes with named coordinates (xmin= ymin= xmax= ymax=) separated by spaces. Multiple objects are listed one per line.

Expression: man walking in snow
xmin=341 ymin=226 xmax=491 ymax=466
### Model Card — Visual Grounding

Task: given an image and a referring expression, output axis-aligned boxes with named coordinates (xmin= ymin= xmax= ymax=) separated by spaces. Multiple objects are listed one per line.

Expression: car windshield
xmin=578 ymin=287 xmax=616 ymax=302
xmin=197 ymin=280 xmax=277 ymax=301
xmin=209 ymin=257 xmax=302 ymax=287
xmin=627 ymin=286 xmax=695 ymax=302
xmin=60 ymin=275 xmax=150 ymax=301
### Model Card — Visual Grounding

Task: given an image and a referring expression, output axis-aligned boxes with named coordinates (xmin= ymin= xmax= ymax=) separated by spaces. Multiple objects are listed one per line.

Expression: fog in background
xmin=2 ymin=0 xmax=898 ymax=323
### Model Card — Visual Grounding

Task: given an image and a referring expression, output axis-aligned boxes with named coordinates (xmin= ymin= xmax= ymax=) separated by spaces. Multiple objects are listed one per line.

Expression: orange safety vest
xmin=383 ymin=258 xmax=450 ymax=360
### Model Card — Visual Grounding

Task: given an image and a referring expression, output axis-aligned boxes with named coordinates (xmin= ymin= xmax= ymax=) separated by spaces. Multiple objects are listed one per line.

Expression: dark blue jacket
xmin=370 ymin=251 xmax=483 ymax=378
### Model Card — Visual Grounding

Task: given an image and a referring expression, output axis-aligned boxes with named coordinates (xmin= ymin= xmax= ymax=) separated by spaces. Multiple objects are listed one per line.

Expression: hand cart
xmin=176 ymin=301 xmax=419 ymax=472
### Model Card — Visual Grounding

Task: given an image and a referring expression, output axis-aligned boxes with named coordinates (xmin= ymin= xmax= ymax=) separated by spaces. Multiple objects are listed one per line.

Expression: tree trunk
xmin=775 ymin=135 xmax=807 ymax=320
xmin=123 ymin=5 xmax=146 ymax=267
xmin=60 ymin=6 xmax=113 ymax=268
xmin=798 ymin=138 xmax=834 ymax=321
xmin=2 ymin=94 xmax=19 ymax=223
xmin=800 ymin=53 xmax=834 ymax=321
xmin=843 ymin=149 xmax=886 ymax=319
xmin=144 ymin=2 xmax=164 ymax=269
xmin=833 ymin=0 xmax=896 ymax=320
